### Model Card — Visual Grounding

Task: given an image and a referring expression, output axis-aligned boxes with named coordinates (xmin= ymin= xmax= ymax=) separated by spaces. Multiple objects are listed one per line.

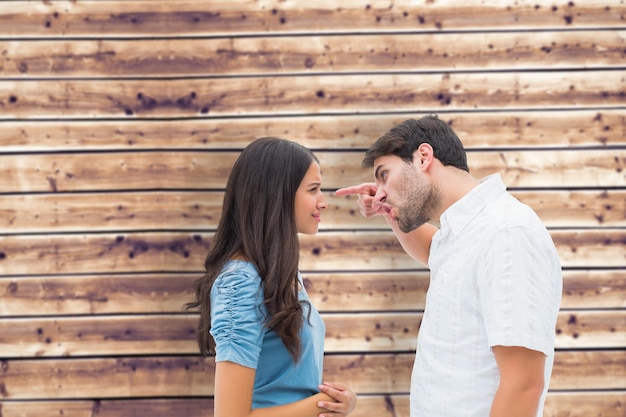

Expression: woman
xmin=186 ymin=137 xmax=357 ymax=417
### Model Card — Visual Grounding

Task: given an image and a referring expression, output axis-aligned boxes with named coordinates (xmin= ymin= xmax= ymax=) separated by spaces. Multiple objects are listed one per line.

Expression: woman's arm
xmin=215 ymin=361 xmax=336 ymax=417
xmin=317 ymin=381 xmax=358 ymax=417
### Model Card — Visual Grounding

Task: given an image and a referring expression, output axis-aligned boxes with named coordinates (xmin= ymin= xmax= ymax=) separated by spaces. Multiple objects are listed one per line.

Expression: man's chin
xmin=399 ymin=219 xmax=428 ymax=233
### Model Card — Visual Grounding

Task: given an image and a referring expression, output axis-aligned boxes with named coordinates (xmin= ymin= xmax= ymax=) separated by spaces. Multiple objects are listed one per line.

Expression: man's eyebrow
xmin=374 ymin=164 xmax=384 ymax=180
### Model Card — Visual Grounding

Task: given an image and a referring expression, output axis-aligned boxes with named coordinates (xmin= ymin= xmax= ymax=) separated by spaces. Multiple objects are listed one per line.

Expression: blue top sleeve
xmin=207 ymin=260 xmax=326 ymax=408
xmin=209 ymin=262 xmax=266 ymax=369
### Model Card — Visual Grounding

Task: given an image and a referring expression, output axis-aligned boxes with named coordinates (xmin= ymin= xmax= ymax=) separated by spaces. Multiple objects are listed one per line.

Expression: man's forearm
xmin=489 ymin=383 xmax=544 ymax=417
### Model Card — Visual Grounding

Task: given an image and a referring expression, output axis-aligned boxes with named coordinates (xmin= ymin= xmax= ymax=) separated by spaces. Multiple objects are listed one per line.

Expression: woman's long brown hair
xmin=185 ymin=137 xmax=317 ymax=362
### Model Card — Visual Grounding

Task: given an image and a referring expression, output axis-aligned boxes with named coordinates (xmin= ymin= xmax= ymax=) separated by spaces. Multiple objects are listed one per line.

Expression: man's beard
xmin=396 ymin=172 xmax=441 ymax=233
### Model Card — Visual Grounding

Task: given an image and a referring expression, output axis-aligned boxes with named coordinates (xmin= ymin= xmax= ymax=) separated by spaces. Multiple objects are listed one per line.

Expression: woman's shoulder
xmin=214 ymin=260 xmax=261 ymax=289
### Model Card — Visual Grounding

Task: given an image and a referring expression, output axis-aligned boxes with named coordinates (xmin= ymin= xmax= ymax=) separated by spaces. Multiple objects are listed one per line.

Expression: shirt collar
xmin=439 ymin=173 xmax=507 ymax=236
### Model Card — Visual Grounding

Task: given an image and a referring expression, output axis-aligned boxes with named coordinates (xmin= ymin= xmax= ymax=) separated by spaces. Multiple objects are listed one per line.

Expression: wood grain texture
xmin=2 ymin=270 xmax=623 ymax=317
xmin=2 ymin=30 xmax=624 ymax=77
xmin=1 ymin=189 xmax=623 ymax=233
xmin=0 ymin=0 xmax=623 ymax=37
xmin=1 ymin=310 xmax=623 ymax=357
xmin=1 ymin=270 xmax=624 ymax=317
xmin=1 ymin=71 xmax=624 ymax=119
xmin=0 ymin=110 xmax=623 ymax=151
xmin=560 ymin=270 xmax=626 ymax=309
xmin=0 ymin=393 xmax=623 ymax=417
xmin=0 ymin=1 xmax=623 ymax=415
xmin=0 ymin=230 xmax=623 ymax=275
xmin=0 ymin=351 xmax=623 ymax=399
xmin=0 ymin=399 xmax=218 ymax=417
xmin=0 ymin=149 xmax=623 ymax=192
xmin=543 ymin=392 xmax=626 ymax=417
xmin=0 ymin=273 xmax=200 ymax=316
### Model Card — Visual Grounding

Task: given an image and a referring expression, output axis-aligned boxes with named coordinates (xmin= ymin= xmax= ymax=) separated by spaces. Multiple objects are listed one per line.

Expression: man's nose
xmin=372 ymin=188 xmax=386 ymax=208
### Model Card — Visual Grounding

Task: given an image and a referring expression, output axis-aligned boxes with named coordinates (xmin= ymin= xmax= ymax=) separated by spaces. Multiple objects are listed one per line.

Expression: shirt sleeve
xmin=477 ymin=225 xmax=562 ymax=356
xmin=210 ymin=267 xmax=266 ymax=369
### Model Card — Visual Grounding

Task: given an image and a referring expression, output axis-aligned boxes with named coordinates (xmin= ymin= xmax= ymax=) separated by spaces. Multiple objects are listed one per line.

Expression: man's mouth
xmin=382 ymin=205 xmax=396 ymax=221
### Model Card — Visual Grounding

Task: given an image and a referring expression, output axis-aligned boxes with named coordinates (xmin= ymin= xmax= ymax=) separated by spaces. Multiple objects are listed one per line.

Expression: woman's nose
xmin=318 ymin=193 xmax=328 ymax=209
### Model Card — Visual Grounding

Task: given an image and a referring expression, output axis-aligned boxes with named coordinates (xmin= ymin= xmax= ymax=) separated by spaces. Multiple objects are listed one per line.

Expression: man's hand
xmin=335 ymin=183 xmax=384 ymax=218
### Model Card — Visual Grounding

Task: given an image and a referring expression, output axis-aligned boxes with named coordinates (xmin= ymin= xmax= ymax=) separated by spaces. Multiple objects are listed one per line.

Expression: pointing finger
xmin=335 ymin=183 xmax=377 ymax=196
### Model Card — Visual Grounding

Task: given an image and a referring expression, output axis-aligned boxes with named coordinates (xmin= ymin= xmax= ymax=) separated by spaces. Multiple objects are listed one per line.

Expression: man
xmin=336 ymin=115 xmax=562 ymax=417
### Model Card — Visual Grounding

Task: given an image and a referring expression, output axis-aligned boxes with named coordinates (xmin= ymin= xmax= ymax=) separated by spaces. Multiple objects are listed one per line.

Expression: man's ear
xmin=415 ymin=143 xmax=434 ymax=167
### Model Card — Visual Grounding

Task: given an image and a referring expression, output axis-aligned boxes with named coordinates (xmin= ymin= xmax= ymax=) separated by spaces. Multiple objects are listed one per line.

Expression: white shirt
xmin=411 ymin=174 xmax=563 ymax=417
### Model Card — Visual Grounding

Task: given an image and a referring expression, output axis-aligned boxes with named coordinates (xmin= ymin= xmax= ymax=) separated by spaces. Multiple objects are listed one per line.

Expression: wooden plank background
xmin=0 ymin=1 xmax=624 ymax=416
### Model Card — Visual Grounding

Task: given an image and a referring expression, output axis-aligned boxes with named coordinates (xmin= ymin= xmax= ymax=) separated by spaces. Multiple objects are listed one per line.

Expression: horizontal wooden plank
xmin=309 ymin=269 xmax=626 ymax=311
xmin=0 ymin=392 xmax=624 ymax=417
xmin=465 ymin=149 xmax=625 ymax=188
xmin=550 ymin=350 xmax=626 ymax=390
xmin=1 ymin=189 xmax=623 ymax=233
xmin=0 ymin=110 xmax=623 ymax=151
xmin=560 ymin=270 xmax=626 ymax=309
xmin=548 ymin=230 xmax=626 ymax=268
xmin=0 ymin=315 xmax=199 ymax=357
xmin=553 ymin=310 xmax=626 ymax=349
xmin=0 ymin=0 xmax=623 ymax=37
xmin=0 ymin=399 xmax=222 ymax=417
xmin=0 ymin=310 xmax=622 ymax=357
xmin=0 ymin=351 xmax=624 ymax=399
xmin=2 ymin=30 xmax=624 ymax=77
xmin=511 ymin=190 xmax=626 ymax=228
xmin=0 ymin=356 xmax=215 ymax=399
xmin=544 ymin=392 xmax=626 ymax=417
xmin=1 ymin=71 xmax=624 ymax=119
xmin=0 ymin=231 xmax=408 ymax=275
xmin=316 ymin=310 xmax=626 ymax=351
xmin=0 ymin=149 xmax=623 ymax=192
xmin=2 ymin=269 xmax=623 ymax=317
xmin=0 ymin=273 xmax=201 ymax=316
xmin=0 ymin=230 xmax=623 ymax=276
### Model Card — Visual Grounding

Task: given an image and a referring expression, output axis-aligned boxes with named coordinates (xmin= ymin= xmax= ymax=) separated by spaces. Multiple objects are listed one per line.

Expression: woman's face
xmin=294 ymin=161 xmax=327 ymax=234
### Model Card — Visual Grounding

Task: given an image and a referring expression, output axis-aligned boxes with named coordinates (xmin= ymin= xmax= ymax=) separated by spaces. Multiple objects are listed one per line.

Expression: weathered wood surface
xmin=0 ymin=310 xmax=623 ymax=357
xmin=0 ymin=149 xmax=623 ymax=192
xmin=0 ymin=351 xmax=624 ymax=399
xmin=0 ymin=230 xmax=624 ymax=276
xmin=1 ymin=189 xmax=623 ymax=233
xmin=0 ymin=110 xmax=623 ymax=151
xmin=0 ymin=1 xmax=622 ymax=416
xmin=2 ymin=30 xmax=624 ymax=77
xmin=2 ymin=270 xmax=623 ymax=316
xmin=544 ymin=392 xmax=625 ymax=417
xmin=1 ymin=0 xmax=623 ymax=37
xmin=0 ymin=393 xmax=623 ymax=417
xmin=2 ymin=71 xmax=624 ymax=119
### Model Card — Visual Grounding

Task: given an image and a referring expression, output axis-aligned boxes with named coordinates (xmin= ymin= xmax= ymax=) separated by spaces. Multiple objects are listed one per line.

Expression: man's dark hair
xmin=363 ymin=114 xmax=469 ymax=172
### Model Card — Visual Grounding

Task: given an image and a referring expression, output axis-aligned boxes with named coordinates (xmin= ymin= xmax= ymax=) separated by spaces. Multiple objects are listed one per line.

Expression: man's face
xmin=373 ymin=154 xmax=440 ymax=233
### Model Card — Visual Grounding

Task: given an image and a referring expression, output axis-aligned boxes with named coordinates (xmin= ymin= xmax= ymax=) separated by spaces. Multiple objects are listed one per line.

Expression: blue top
xmin=210 ymin=260 xmax=326 ymax=409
